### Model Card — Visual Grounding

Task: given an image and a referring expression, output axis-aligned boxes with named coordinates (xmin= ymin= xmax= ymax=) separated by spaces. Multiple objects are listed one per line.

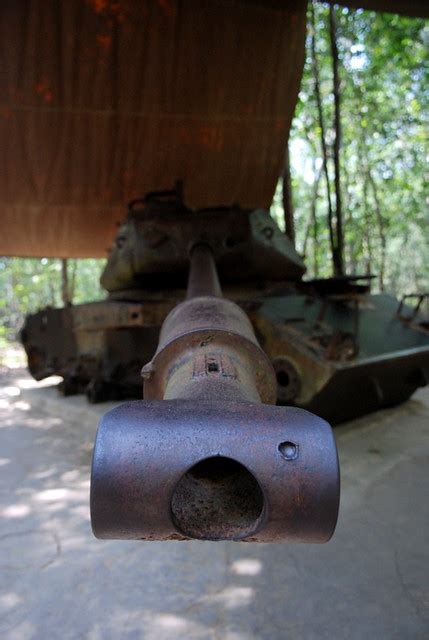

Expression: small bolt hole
xmin=207 ymin=362 xmax=219 ymax=373
xmin=276 ymin=370 xmax=290 ymax=388
xmin=278 ymin=441 xmax=299 ymax=461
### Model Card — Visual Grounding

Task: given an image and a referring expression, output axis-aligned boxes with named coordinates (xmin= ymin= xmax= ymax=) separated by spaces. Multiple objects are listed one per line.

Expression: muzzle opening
xmin=170 ymin=456 xmax=264 ymax=540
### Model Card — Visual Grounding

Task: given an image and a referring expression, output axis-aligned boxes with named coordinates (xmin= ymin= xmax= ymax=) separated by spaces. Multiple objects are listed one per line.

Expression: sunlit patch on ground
xmin=0 ymin=366 xmax=428 ymax=639
xmin=230 ymin=558 xmax=263 ymax=576
xmin=0 ymin=345 xmax=27 ymax=369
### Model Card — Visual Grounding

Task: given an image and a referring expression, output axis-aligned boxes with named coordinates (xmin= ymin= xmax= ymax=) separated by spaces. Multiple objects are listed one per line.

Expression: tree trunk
xmin=329 ymin=5 xmax=344 ymax=276
xmin=311 ymin=164 xmax=322 ymax=277
xmin=61 ymin=258 xmax=72 ymax=306
xmin=362 ymin=176 xmax=373 ymax=278
xmin=367 ymin=171 xmax=386 ymax=291
xmin=302 ymin=215 xmax=312 ymax=261
xmin=69 ymin=259 xmax=77 ymax=302
xmin=310 ymin=2 xmax=337 ymax=276
xmin=342 ymin=152 xmax=353 ymax=274
xmin=282 ymin=142 xmax=295 ymax=246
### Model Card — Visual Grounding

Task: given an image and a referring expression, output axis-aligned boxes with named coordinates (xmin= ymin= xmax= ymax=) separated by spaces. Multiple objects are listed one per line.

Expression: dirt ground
xmin=1 ymin=364 xmax=428 ymax=640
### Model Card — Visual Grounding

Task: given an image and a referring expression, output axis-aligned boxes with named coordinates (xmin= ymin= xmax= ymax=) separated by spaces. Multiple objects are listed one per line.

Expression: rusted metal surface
xmin=20 ymin=307 xmax=78 ymax=381
xmin=90 ymin=243 xmax=340 ymax=542
xmin=186 ymin=243 xmax=223 ymax=299
xmin=21 ymin=288 xmax=429 ymax=421
xmin=253 ymin=292 xmax=429 ymax=422
xmin=72 ymin=300 xmax=175 ymax=331
xmin=142 ymin=244 xmax=276 ymax=406
xmin=100 ymin=185 xmax=305 ymax=292
xmin=91 ymin=400 xmax=339 ymax=542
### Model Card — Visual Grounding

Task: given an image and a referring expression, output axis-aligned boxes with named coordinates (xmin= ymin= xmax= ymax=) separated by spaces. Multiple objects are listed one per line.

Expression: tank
xmin=21 ymin=184 xmax=429 ymax=424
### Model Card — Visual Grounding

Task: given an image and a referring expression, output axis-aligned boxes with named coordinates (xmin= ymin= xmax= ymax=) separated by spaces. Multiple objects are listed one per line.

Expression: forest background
xmin=1 ymin=1 xmax=427 ymax=350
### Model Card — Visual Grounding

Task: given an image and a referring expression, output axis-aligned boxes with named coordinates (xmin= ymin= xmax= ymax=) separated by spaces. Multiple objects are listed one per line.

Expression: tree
xmin=282 ymin=143 xmax=296 ymax=245
xmin=276 ymin=2 xmax=428 ymax=295
xmin=328 ymin=4 xmax=344 ymax=276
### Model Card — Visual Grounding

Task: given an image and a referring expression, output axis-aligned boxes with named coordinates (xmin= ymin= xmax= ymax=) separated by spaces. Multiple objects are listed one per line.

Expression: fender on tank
xmin=90 ymin=244 xmax=340 ymax=542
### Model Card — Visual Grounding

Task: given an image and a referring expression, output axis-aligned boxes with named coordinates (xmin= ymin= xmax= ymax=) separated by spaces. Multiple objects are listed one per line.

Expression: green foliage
xmin=272 ymin=2 xmax=428 ymax=295
xmin=0 ymin=258 xmax=105 ymax=345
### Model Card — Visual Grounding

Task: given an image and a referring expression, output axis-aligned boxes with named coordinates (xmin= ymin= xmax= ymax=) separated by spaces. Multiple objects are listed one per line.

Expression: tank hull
xmin=21 ymin=290 xmax=429 ymax=423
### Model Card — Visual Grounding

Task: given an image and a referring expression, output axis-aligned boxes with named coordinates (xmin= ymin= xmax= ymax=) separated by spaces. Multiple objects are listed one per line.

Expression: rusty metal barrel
xmin=90 ymin=244 xmax=340 ymax=542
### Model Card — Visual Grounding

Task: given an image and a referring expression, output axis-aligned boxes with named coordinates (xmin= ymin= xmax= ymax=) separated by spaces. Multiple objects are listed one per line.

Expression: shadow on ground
xmin=1 ymin=367 xmax=428 ymax=639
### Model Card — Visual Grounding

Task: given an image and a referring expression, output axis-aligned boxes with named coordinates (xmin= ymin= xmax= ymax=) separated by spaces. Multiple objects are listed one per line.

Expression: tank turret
xmin=101 ymin=183 xmax=305 ymax=293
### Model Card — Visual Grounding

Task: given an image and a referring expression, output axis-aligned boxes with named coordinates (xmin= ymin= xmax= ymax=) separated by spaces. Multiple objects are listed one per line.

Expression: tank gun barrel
xmin=186 ymin=243 xmax=223 ymax=299
xmin=90 ymin=243 xmax=340 ymax=542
